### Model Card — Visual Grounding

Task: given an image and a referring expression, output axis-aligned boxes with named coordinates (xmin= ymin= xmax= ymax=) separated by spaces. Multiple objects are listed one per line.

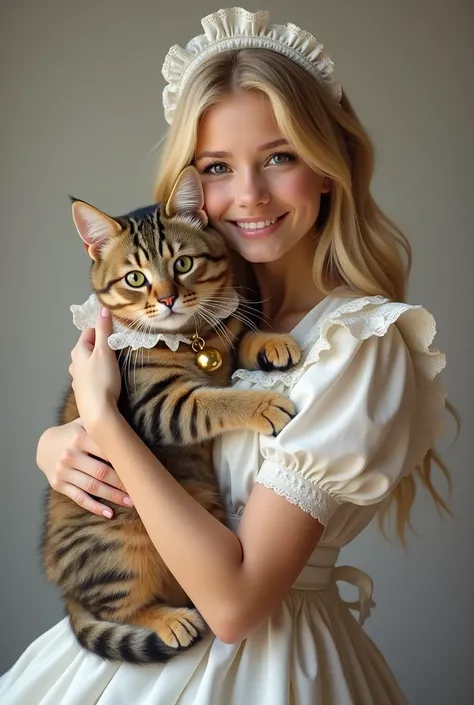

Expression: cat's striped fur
xmin=41 ymin=167 xmax=301 ymax=664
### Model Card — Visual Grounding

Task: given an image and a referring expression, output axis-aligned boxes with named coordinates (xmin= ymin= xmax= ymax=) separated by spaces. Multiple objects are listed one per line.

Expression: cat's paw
xmin=252 ymin=392 xmax=296 ymax=436
xmin=257 ymin=335 xmax=301 ymax=371
xmin=155 ymin=607 xmax=206 ymax=649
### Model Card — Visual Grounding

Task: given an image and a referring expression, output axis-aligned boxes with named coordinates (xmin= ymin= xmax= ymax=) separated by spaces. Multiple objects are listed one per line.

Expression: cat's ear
xmin=70 ymin=198 xmax=123 ymax=261
xmin=165 ymin=166 xmax=208 ymax=227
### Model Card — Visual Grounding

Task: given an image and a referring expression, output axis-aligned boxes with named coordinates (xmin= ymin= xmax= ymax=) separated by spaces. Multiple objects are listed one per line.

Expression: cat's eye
xmin=125 ymin=271 xmax=147 ymax=287
xmin=174 ymin=256 xmax=193 ymax=275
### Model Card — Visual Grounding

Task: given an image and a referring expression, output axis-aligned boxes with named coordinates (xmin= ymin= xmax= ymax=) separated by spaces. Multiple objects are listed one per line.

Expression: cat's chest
xmin=122 ymin=342 xmax=234 ymax=398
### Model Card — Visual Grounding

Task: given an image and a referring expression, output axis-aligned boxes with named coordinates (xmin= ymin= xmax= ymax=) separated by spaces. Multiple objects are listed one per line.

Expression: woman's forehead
xmin=195 ymin=92 xmax=284 ymax=154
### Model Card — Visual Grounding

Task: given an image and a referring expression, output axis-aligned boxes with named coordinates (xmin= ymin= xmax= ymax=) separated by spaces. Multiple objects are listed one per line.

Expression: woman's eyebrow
xmin=195 ymin=138 xmax=289 ymax=162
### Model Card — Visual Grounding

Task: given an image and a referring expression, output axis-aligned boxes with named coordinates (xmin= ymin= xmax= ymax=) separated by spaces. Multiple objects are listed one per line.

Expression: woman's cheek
xmin=202 ymin=182 xmax=228 ymax=221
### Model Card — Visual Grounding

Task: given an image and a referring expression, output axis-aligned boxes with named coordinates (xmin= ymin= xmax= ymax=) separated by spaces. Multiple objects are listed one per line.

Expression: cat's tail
xmin=66 ymin=599 xmax=206 ymax=664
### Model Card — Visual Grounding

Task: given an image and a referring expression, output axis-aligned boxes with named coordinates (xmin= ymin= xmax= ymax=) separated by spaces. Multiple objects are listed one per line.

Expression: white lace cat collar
xmin=70 ymin=291 xmax=240 ymax=352
xmin=162 ymin=6 xmax=342 ymax=125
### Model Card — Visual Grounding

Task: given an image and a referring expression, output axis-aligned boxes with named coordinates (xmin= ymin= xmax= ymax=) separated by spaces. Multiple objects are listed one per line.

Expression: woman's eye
xmin=203 ymin=162 xmax=230 ymax=175
xmin=174 ymin=256 xmax=193 ymax=274
xmin=125 ymin=271 xmax=147 ymax=287
xmin=268 ymin=152 xmax=296 ymax=166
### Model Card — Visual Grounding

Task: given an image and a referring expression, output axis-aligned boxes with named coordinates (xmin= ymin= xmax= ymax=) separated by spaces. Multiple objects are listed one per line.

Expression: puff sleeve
xmin=255 ymin=302 xmax=447 ymax=527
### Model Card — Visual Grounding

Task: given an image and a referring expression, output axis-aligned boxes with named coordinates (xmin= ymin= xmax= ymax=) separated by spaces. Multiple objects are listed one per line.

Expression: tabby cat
xmin=41 ymin=166 xmax=301 ymax=664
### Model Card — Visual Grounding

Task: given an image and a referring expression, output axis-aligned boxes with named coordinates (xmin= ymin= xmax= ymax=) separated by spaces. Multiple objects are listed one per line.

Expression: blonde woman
xmin=0 ymin=7 xmax=452 ymax=705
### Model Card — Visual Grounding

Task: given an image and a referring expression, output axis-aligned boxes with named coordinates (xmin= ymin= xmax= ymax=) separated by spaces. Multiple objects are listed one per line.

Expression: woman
xmin=0 ymin=7 xmax=451 ymax=704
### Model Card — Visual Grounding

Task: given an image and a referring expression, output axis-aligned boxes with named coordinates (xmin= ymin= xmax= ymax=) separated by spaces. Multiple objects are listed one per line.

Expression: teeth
xmin=236 ymin=217 xmax=278 ymax=230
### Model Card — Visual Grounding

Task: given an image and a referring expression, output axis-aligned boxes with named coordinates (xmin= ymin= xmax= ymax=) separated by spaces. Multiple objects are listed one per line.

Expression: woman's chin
xmin=233 ymin=242 xmax=289 ymax=264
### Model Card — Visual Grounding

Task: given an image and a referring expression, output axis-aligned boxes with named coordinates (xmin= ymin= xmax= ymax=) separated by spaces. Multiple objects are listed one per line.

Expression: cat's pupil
xmin=125 ymin=271 xmax=146 ymax=287
xmin=175 ymin=256 xmax=193 ymax=274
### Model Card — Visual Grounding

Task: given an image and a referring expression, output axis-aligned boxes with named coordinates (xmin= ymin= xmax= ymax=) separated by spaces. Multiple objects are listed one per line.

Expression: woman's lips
xmin=229 ymin=213 xmax=288 ymax=238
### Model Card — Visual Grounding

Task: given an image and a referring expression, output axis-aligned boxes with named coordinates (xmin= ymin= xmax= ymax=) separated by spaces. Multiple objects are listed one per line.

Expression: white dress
xmin=0 ymin=291 xmax=447 ymax=705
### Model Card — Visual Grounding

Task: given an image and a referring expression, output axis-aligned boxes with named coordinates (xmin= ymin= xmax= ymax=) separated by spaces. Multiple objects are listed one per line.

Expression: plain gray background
xmin=1 ymin=0 xmax=473 ymax=703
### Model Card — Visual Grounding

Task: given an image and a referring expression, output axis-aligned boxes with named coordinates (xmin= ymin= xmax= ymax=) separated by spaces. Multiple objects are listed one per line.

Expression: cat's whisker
xmin=198 ymin=307 xmax=260 ymax=335
xmin=121 ymin=348 xmax=132 ymax=396
xmin=200 ymin=287 xmax=274 ymax=307
xmin=117 ymin=348 xmax=126 ymax=366
xmin=127 ymin=313 xmax=152 ymax=333
xmin=199 ymin=296 xmax=271 ymax=323
xmin=229 ymin=314 xmax=261 ymax=334
xmin=209 ymin=320 xmax=236 ymax=352
xmin=204 ymin=314 xmax=237 ymax=352
xmin=195 ymin=307 xmax=235 ymax=352
xmin=196 ymin=314 xmax=234 ymax=354
xmin=201 ymin=298 xmax=267 ymax=321
xmin=127 ymin=316 xmax=156 ymax=389
xmin=201 ymin=302 xmax=261 ymax=334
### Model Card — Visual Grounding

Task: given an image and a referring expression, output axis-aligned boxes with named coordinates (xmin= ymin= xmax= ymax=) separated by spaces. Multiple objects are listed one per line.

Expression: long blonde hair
xmin=154 ymin=48 xmax=457 ymax=543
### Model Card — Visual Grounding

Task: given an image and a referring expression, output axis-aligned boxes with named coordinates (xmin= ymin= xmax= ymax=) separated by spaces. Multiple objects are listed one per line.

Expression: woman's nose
xmin=234 ymin=171 xmax=270 ymax=208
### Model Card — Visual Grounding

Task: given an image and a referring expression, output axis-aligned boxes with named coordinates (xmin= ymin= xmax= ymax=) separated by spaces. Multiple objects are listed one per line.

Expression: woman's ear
xmin=321 ymin=177 xmax=332 ymax=194
xmin=165 ymin=166 xmax=208 ymax=227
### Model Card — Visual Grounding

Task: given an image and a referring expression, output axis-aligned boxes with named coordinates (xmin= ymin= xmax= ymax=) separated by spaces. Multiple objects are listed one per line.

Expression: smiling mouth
xmin=232 ymin=214 xmax=287 ymax=230
xmin=229 ymin=213 xmax=288 ymax=237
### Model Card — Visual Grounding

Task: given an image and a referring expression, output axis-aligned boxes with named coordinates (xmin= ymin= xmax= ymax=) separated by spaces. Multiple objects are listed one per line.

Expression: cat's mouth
xmin=146 ymin=309 xmax=193 ymax=333
xmin=117 ymin=308 xmax=191 ymax=334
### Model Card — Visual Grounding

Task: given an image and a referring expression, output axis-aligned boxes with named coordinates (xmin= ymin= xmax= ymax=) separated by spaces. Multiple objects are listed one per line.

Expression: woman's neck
xmin=252 ymin=230 xmax=325 ymax=332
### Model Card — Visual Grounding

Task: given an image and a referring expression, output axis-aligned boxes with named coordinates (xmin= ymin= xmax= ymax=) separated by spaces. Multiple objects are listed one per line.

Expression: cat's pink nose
xmin=158 ymin=294 xmax=177 ymax=309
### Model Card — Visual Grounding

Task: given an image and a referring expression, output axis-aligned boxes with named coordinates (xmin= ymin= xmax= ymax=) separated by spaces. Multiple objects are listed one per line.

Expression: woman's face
xmin=194 ymin=91 xmax=330 ymax=264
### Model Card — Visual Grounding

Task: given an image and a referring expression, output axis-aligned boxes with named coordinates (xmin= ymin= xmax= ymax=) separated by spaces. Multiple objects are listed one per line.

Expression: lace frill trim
xmin=256 ymin=460 xmax=341 ymax=526
xmin=162 ymin=7 xmax=342 ymax=124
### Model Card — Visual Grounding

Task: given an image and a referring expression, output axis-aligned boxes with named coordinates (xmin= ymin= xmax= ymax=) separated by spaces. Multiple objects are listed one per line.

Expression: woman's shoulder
xmin=232 ymin=287 xmax=446 ymax=393
xmin=301 ymin=288 xmax=444 ymax=363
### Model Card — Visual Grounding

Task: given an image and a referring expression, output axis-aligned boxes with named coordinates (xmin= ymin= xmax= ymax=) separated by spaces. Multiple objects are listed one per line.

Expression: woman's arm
xmin=90 ymin=406 xmax=324 ymax=643
xmin=68 ymin=303 xmax=419 ymax=644
xmin=66 ymin=309 xmax=324 ymax=642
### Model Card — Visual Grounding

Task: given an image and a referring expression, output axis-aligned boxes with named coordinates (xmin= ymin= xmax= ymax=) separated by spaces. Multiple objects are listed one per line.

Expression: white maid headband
xmin=162 ymin=6 xmax=342 ymax=125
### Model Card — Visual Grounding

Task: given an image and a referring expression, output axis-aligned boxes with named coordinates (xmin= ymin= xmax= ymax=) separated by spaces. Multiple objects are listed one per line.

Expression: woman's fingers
xmin=53 ymin=480 xmax=116 ymax=518
xmin=54 ymin=448 xmax=132 ymax=507
xmin=53 ymin=462 xmax=132 ymax=514
xmin=77 ymin=453 xmax=131 ymax=501
xmin=37 ymin=421 xmax=130 ymax=517
xmin=94 ymin=308 xmax=113 ymax=348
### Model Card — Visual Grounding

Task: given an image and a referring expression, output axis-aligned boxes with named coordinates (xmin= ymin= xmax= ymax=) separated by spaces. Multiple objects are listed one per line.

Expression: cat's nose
xmin=158 ymin=293 xmax=177 ymax=309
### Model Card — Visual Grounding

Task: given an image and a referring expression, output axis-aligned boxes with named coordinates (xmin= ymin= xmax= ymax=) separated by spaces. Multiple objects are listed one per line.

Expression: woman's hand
xmin=69 ymin=307 xmax=121 ymax=438
xmin=37 ymin=419 xmax=133 ymax=517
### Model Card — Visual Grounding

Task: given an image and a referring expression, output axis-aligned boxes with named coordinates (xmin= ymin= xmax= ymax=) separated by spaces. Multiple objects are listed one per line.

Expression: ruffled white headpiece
xmin=70 ymin=290 xmax=240 ymax=351
xmin=162 ymin=6 xmax=342 ymax=124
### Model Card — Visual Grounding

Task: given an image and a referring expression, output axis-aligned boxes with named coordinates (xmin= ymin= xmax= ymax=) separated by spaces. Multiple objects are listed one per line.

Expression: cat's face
xmin=71 ymin=167 xmax=234 ymax=335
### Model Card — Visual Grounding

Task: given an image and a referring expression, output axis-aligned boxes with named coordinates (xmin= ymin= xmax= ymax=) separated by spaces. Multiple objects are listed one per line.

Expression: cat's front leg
xmin=161 ymin=388 xmax=296 ymax=445
xmin=237 ymin=331 xmax=301 ymax=371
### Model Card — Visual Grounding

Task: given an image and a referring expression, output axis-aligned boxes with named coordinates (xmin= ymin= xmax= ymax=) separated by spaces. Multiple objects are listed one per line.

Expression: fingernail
xmin=123 ymin=496 xmax=134 ymax=507
xmin=102 ymin=509 xmax=113 ymax=518
xmin=101 ymin=307 xmax=110 ymax=318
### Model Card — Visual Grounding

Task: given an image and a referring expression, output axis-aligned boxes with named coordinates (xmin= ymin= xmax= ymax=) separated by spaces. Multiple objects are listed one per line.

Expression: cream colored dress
xmin=0 ymin=291 xmax=447 ymax=705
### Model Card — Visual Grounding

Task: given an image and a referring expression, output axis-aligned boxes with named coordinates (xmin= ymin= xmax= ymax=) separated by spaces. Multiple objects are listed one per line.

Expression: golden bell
xmin=196 ymin=347 xmax=223 ymax=372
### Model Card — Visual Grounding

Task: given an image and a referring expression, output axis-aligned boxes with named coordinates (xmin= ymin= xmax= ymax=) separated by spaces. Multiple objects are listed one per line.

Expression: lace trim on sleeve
xmin=256 ymin=460 xmax=341 ymax=525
